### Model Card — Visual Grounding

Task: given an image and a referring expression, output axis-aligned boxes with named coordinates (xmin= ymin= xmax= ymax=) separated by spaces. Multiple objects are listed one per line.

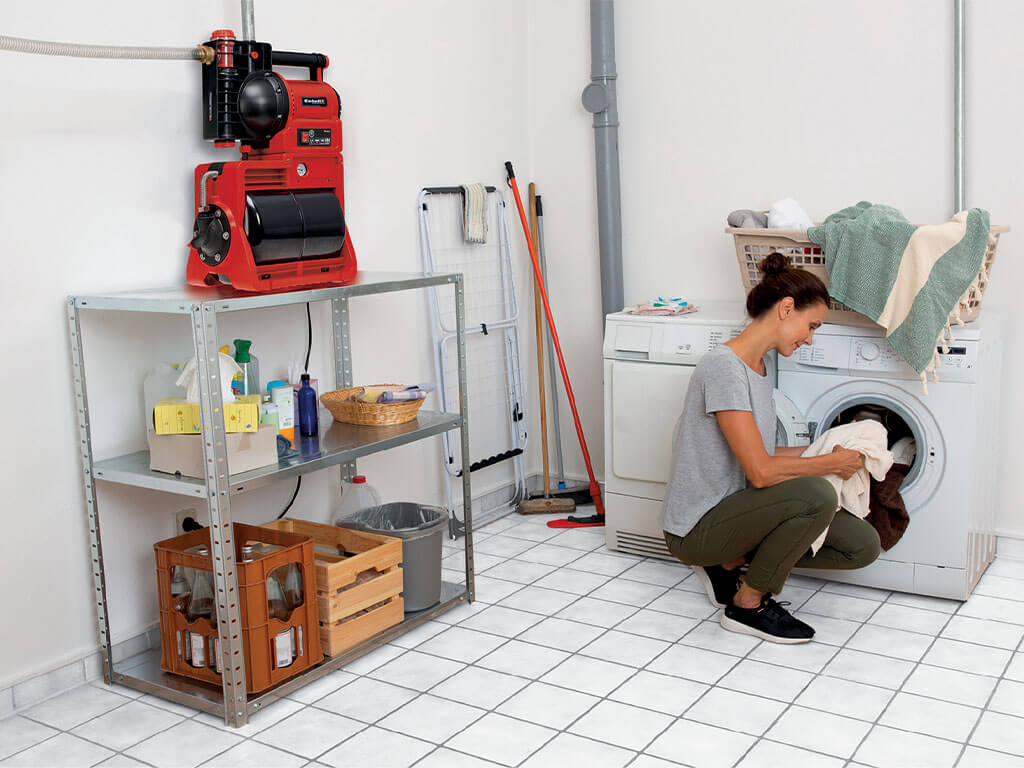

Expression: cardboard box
xmin=153 ymin=395 xmax=261 ymax=435
xmin=148 ymin=425 xmax=279 ymax=477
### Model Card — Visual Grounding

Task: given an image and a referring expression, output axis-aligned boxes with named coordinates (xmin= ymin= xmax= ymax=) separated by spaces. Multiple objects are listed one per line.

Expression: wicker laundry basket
xmin=320 ymin=385 xmax=426 ymax=427
xmin=727 ymin=225 xmax=1009 ymax=328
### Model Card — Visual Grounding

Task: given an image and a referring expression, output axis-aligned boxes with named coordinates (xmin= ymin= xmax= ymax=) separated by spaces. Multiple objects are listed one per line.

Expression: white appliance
xmin=778 ymin=322 xmax=1001 ymax=600
xmin=603 ymin=303 xmax=750 ymax=560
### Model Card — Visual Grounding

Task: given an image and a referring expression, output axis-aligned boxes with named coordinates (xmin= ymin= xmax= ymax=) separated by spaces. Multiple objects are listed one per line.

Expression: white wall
xmin=0 ymin=0 xmax=533 ymax=690
xmin=529 ymin=0 xmax=1024 ymax=535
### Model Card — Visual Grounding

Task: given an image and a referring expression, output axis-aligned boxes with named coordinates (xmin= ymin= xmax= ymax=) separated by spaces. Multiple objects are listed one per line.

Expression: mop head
xmin=547 ymin=514 xmax=605 ymax=529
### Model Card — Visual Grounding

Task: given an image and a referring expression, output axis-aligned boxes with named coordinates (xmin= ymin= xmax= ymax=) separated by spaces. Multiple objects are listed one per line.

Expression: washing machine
xmin=603 ymin=302 xmax=750 ymax=560
xmin=777 ymin=321 xmax=1001 ymax=600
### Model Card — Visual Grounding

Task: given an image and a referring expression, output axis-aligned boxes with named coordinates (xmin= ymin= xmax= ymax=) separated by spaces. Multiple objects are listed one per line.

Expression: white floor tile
xmin=252 ymin=707 xmax=362 ymax=760
xmin=989 ymin=680 xmax=1024 ymax=719
xmin=880 ymin=691 xmax=981 ymax=742
xmin=974 ymin=574 xmax=1024 ymax=603
xmin=202 ymin=739 xmax=307 ymax=768
xmin=0 ymin=716 xmax=59 ymax=761
xmin=886 ymin=592 xmax=960 ymax=614
xmin=821 ymin=581 xmax=892 ymax=602
xmin=971 ymin=711 xmax=1024 ymax=756
xmin=388 ymin=620 xmax=449 ymax=649
xmin=646 ymin=644 xmax=740 ymax=685
xmin=1004 ymin=653 xmax=1024 ymax=683
xmin=677 ymin=620 xmax=762 ymax=657
xmin=414 ymin=747 xmax=501 ymax=767
xmin=854 ymin=724 xmax=962 ymax=768
xmin=957 ymin=745 xmax=1024 ymax=767
xmin=647 ymin=719 xmax=756 ymax=768
xmin=1 ymin=732 xmax=113 ymax=768
xmin=284 ymin=670 xmax=358 ymax=704
xmin=514 ymin=544 xmax=587 ymax=568
xmin=821 ymin=649 xmax=916 ymax=689
xmin=500 ymin=522 xmax=561 ymax=544
xmin=846 ymin=623 xmax=934 ymax=662
xmin=414 ymin=626 xmax=508 ymax=663
xmin=429 ymin=666 xmax=529 ymax=710
xmin=685 ymin=687 xmax=787 ymax=737
xmin=565 ymin=552 xmax=637 ymax=577
xmin=791 ymin=612 xmax=862 ymax=647
xmin=555 ymin=597 xmax=639 ymax=628
xmin=579 ymin=631 xmax=669 ymax=668
xmin=609 ymin=670 xmax=707 ymax=716
xmin=588 ymin=579 xmax=669 ymax=607
xmin=795 ymin=676 xmax=894 ymax=722
xmin=533 ymin=569 xmax=610 ymax=595
xmin=318 ymin=726 xmax=433 ymax=768
xmin=196 ymin=698 xmax=304 ymax=738
xmin=516 ymin=617 xmax=605 ymax=652
xmin=902 ymin=664 xmax=997 ymax=709
xmin=378 ymin=694 xmax=484 ymax=744
xmin=546 ymin=529 xmax=607 ymax=552
xmin=960 ymin=596 xmax=1024 ymax=627
xmin=339 ymin=643 xmax=405 ymax=673
xmin=71 ymin=699 xmax=183 ymax=751
xmin=446 ymin=551 xmax=505 ymax=572
xmin=541 ymin=655 xmax=635 ymax=697
xmin=745 ymin=639 xmax=838 ymax=674
xmin=94 ymin=755 xmax=151 ymax=767
xmin=133 ymin=695 xmax=199 ymax=718
xmin=458 ymin=606 xmax=544 ymax=637
xmin=766 ymin=583 xmax=817 ymax=610
xmin=737 ymin=739 xmax=844 ymax=768
xmin=474 ymin=536 xmax=539 ymax=558
xmin=942 ymin=616 xmax=1024 ymax=650
xmin=496 ymin=586 xmax=579 ymax=616
xmin=867 ymin=602 xmax=951 ymax=635
xmin=446 ymin=713 xmax=556 ymax=767
xmin=22 ymin=684 xmax=132 ymax=731
xmin=482 ymin=560 xmax=557 ymax=585
xmin=369 ymin=650 xmax=465 ymax=691
xmin=314 ymin=677 xmax=418 ymax=723
xmin=620 ymin=560 xmax=688 ymax=588
xmin=521 ymin=732 xmax=635 ymax=768
xmin=625 ymin=755 xmax=680 ymax=768
xmin=801 ymin=592 xmax=882 ymax=623
xmin=645 ymin=589 xmax=718 ymax=620
xmin=432 ymin=600 xmax=491 ymax=626
xmin=717 ymin=658 xmax=814 ymax=703
xmin=127 ymin=720 xmax=244 ymax=768
xmin=924 ymin=639 xmax=1012 ymax=677
xmin=496 ymin=681 xmax=599 ymax=730
xmin=569 ymin=700 xmax=673 ymax=751
xmin=766 ymin=706 xmax=872 ymax=759
xmin=986 ymin=558 xmax=1024 ymax=580
xmin=88 ymin=682 xmax=144 ymax=700
xmin=614 ymin=609 xmax=700 ymax=642
xmin=470 ymin=576 xmax=527 ymax=604
xmin=476 ymin=640 xmax=569 ymax=678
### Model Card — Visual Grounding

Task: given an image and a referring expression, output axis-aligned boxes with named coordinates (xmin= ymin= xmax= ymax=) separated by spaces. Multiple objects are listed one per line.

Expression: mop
xmin=505 ymin=162 xmax=605 ymax=527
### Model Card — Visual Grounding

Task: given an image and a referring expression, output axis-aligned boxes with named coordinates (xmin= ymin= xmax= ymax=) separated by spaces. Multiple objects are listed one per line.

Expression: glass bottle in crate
xmin=170 ymin=566 xmax=191 ymax=615
xmin=283 ymin=563 xmax=304 ymax=609
xmin=267 ymin=568 xmax=296 ymax=667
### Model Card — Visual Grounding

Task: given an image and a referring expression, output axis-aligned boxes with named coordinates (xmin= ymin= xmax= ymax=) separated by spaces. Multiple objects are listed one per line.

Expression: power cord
xmin=277 ymin=477 xmax=302 ymax=519
xmin=276 ymin=302 xmax=314 ymax=521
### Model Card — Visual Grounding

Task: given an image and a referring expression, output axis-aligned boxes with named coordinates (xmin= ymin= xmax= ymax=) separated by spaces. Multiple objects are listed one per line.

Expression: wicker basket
xmin=727 ymin=225 xmax=1009 ymax=328
xmin=320 ymin=385 xmax=426 ymax=427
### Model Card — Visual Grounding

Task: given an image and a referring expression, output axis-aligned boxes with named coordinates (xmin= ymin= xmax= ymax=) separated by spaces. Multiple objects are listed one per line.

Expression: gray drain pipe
xmin=581 ymin=0 xmax=624 ymax=318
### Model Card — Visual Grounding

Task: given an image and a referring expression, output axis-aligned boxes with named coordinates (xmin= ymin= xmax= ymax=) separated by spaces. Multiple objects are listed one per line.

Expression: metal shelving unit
xmin=68 ymin=271 xmax=474 ymax=728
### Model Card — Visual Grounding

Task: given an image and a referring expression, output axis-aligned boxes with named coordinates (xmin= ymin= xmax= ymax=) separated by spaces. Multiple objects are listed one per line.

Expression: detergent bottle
xmin=332 ymin=476 xmax=383 ymax=526
xmin=232 ymin=339 xmax=260 ymax=396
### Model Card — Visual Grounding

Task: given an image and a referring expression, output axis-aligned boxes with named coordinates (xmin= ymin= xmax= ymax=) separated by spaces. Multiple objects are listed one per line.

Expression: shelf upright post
xmin=332 ymin=296 xmax=355 ymax=483
xmin=67 ymin=299 xmax=115 ymax=684
xmin=191 ymin=302 xmax=249 ymax=727
xmin=453 ymin=275 xmax=475 ymax=601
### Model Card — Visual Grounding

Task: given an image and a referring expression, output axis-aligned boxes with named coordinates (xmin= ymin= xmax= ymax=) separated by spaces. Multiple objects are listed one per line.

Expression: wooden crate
xmin=263 ymin=519 xmax=404 ymax=656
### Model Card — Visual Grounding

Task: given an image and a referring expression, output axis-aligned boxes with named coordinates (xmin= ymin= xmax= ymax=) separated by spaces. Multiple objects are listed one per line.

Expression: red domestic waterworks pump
xmin=186 ymin=30 xmax=357 ymax=292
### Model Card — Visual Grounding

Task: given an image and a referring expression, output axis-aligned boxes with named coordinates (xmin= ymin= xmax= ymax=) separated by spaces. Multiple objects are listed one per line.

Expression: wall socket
xmin=175 ymin=508 xmax=202 ymax=535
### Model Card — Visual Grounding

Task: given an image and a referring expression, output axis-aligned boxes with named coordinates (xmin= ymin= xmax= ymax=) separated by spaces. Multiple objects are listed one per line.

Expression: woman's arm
xmin=717 ymin=410 xmax=863 ymax=488
xmin=774 ymin=446 xmax=806 ymax=457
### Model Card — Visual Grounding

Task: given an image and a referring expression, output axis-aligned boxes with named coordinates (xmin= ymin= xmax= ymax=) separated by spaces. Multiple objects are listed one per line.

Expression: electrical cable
xmin=277 ymin=303 xmax=313 ymax=520
xmin=277 ymin=477 xmax=302 ymax=519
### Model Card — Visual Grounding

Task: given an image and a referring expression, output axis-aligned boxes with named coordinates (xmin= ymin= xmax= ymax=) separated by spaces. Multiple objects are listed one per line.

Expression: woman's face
xmin=776 ymin=300 xmax=828 ymax=357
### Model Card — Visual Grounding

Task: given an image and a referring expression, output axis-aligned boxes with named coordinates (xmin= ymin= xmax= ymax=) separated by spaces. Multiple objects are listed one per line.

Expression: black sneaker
xmin=691 ymin=565 xmax=741 ymax=608
xmin=721 ymin=596 xmax=815 ymax=644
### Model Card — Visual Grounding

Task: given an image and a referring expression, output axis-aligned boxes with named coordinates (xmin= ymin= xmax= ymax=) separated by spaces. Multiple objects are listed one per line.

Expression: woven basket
xmin=727 ymin=225 xmax=1009 ymax=328
xmin=320 ymin=385 xmax=426 ymax=427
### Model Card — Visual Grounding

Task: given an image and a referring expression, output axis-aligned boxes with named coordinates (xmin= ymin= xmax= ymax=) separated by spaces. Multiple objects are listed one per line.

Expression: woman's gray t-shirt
xmin=660 ymin=345 xmax=776 ymax=538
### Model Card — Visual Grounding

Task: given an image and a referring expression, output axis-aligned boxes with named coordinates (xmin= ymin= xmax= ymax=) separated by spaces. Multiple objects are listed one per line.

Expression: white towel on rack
xmin=461 ymin=183 xmax=488 ymax=244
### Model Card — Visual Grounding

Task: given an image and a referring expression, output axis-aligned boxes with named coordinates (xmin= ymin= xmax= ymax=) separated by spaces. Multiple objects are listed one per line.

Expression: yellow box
xmin=153 ymin=395 xmax=260 ymax=434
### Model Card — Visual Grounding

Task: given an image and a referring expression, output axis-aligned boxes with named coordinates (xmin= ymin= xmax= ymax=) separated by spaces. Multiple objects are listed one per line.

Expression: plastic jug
xmin=333 ymin=476 xmax=383 ymax=526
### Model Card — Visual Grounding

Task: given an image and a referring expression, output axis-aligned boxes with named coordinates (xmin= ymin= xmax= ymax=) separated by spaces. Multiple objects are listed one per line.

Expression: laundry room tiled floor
xmin=3 ymin=515 xmax=1024 ymax=768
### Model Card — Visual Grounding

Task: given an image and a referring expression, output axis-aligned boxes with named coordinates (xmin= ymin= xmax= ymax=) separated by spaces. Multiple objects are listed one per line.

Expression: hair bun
xmin=759 ymin=252 xmax=788 ymax=277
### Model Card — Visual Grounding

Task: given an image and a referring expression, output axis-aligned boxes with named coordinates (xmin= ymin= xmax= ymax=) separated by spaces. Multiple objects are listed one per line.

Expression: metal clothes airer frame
xmin=419 ymin=186 xmax=528 ymax=534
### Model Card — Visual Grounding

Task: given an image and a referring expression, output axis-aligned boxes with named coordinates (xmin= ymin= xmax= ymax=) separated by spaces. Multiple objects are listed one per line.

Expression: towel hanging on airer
xmin=461 ymin=183 xmax=488 ymax=243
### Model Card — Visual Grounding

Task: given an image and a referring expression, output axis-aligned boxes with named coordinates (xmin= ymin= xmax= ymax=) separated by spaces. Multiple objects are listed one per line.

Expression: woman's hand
xmin=831 ymin=446 xmax=865 ymax=480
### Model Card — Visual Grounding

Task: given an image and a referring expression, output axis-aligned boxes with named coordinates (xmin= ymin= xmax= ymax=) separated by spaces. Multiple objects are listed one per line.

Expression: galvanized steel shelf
xmin=68 ymin=271 xmax=475 ymax=728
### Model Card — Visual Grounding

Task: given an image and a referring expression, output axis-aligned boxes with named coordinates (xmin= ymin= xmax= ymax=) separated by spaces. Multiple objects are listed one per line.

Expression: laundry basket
xmin=727 ymin=226 xmax=1009 ymax=328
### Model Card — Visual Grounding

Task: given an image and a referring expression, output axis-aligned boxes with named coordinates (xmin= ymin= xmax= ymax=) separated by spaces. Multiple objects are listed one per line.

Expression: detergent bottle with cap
xmin=232 ymin=339 xmax=260 ymax=396
xmin=332 ymin=476 xmax=383 ymax=526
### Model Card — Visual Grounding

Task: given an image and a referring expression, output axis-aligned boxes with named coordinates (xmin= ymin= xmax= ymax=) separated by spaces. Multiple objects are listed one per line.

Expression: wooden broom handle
xmin=529 ymin=183 xmax=550 ymax=496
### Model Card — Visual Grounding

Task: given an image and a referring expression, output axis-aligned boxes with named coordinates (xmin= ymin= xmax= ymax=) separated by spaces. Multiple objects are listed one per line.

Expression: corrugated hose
xmin=0 ymin=34 xmax=214 ymax=64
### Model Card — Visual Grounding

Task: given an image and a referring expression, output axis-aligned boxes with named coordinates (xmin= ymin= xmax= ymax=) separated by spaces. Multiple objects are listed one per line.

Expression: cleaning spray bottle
xmin=232 ymin=339 xmax=260 ymax=396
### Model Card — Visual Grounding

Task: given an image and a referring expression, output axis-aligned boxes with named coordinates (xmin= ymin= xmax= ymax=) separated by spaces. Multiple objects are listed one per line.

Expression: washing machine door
xmin=774 ymin=389 xmax=810 ymax=448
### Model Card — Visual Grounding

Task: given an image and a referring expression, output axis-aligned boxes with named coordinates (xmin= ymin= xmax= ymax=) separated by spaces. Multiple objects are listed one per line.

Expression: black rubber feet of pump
xmin=691 ymin=565 xmax=742 ymax=608
xmin=721 ymin=596 xmax=815 ymax=644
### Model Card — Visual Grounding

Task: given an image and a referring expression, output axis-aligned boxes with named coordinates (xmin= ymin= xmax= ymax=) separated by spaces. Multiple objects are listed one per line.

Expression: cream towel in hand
xmin=801 ymin=421 xmax=894 ymax=555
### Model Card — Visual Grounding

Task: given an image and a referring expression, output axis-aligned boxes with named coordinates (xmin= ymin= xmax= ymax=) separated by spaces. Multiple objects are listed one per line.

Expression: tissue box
xmin=148 ymin=425 xmax=278 ymax=477
xmin=153 ymin=395 xmax=260 ymax=435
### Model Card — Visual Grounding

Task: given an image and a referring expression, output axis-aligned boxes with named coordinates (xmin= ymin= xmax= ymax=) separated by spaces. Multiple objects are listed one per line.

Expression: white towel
xmin=800 ymin=421 xmax=894 ymax=555
xmin=461 ymin=183 xmax=488 ymax=244
xmin=767 ymin=198 xmax=813 ymax=229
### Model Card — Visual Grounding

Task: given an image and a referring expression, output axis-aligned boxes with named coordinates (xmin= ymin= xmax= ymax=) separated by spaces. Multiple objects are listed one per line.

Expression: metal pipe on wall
xmin=954 ymin=0 xmax=965 ymax=213
xmin=582 ymin=0 xmax=624 ymax=317
xmin=241 ymin=0 xmax=256 ymax=41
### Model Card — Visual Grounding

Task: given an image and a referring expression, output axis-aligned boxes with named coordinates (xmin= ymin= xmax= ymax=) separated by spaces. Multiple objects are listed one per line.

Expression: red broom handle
xmin=505 ymin=162 xmax=604 ymax=516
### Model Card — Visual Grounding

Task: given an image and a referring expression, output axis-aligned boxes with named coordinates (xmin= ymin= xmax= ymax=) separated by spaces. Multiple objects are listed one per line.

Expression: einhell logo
xmin=302 ymin=97 xmax=328 ymax=107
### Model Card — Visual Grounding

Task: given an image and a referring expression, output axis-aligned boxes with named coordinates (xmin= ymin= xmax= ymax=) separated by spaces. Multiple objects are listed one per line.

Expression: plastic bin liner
xmin=339 ymin=502 xmax=446 ymax=536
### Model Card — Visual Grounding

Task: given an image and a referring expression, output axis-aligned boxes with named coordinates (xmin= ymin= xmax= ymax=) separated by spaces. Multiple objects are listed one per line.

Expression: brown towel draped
xmin=866 ymin=463 xmax=912 ymax=550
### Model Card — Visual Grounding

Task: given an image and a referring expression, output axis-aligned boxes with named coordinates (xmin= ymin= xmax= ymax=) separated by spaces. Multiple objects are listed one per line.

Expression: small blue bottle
xmin=297 ymin=374 xmax=318 ymax=437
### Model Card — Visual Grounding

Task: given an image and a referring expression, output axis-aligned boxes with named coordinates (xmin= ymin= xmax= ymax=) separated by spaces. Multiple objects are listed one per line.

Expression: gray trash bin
xmin=337 ymin=502 xmax=447 ymax=612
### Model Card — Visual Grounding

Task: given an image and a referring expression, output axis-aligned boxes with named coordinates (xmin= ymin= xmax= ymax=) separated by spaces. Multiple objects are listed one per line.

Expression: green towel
xmin=808 ymin=201 xmax=990 ymax=376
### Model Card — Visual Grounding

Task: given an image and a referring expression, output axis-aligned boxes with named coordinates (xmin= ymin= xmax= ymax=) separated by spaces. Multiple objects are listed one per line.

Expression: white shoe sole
xmin=691 ymin=566 xmax=725 ymax=608
xmin=720 ymin=613 xmax=814 ymax=644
